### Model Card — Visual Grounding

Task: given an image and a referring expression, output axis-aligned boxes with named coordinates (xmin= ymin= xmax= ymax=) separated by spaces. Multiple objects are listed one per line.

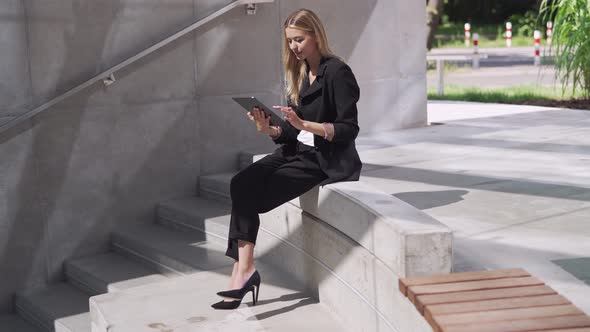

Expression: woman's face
xmin=285 ymin=27 xmax=318 ymax=61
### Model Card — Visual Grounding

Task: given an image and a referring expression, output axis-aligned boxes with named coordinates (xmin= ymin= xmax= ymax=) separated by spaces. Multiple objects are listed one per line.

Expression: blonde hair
xmin=282 ymin=9 xmax=333 ymax=106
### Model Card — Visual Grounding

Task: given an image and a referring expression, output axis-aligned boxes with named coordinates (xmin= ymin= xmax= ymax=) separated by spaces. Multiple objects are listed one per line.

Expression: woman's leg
xmin=226 ymin=261 xmax=238 ymax=290
xmin=257 ymin=155 xmax=327 ymax=214
xmin=220 ymin=151 xmax=326 ymax=300
xmin=223 ymin=243 xmax=255 ymax=301
xmin=231 ymin=240 xmax=256 ymax=289
xmin=225 ymin=153 xmax=288 ymax=259
xmin=221 ymin=154 xmax=287 ymax=300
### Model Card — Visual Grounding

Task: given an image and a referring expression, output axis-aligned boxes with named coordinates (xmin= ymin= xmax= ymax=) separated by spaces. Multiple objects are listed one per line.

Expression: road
xmin=427 ymin=46 xmax=561 ymax=89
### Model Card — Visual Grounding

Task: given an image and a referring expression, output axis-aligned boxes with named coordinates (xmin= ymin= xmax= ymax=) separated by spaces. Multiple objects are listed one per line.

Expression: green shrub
xmin=507 ymin=10 xmax=539 ymax=37
xmin=540 ymin=0 xmax=590 ymax=97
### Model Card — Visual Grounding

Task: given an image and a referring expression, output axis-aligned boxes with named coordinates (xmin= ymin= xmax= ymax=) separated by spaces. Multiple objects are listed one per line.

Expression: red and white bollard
xmin=534 ymin=30 xmax=541 ymax=66
xmin=464 ymin=23 xmax=471 ymax=47
xmin=546 ymin=21 xmax=553 ymax=45
xmin=506 ymin=22 xmax=512 ymax=47
xmin=472 ymin=33 xmax=480 ymax=69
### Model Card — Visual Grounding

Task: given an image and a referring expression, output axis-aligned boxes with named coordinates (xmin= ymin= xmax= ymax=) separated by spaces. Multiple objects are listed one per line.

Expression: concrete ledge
xmin=248 ymin=181 xmax=450 ymax=331
xmin=191 ymin=155 xmax=452 ymax=330
xmin=254 ymin=151 xmax=452 ymax=278
xmin=296 ymin=181 xmax=453 ymax=277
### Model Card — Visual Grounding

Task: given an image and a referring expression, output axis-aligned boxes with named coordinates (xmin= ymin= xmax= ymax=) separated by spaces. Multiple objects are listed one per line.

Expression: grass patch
xmin=437 ymin=23 xmax=504 ymax=36
xmin=434 ymin=23 xmax=545 ymax=49
xmin=428 ymin=85 xmax=589 ymax=109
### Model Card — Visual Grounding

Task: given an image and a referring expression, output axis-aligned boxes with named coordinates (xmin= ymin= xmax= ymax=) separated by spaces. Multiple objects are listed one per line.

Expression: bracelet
xmin=269 ymin=126 xmax=281 ymax=139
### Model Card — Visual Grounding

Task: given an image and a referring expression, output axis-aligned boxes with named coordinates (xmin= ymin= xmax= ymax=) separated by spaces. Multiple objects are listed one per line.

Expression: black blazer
xmin=273 ymin=56 xmax=362 ymax=186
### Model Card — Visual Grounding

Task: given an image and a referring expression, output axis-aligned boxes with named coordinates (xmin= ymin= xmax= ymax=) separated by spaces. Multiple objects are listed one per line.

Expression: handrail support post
xmin=246 ymin=4 xmax=257 ymax=15
xmin=436 ymin=59 xmax=444 ymax=96
xmin=103 ymin=73 xmax=116 ymax=87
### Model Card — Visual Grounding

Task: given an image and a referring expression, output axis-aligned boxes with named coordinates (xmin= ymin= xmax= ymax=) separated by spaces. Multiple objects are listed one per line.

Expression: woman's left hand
xmin=273 ymin=106 xmax=306 ymax=130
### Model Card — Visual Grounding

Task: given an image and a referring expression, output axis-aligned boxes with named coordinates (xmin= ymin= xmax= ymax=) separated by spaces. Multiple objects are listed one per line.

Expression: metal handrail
xmin=1 ymin=0 xmax=273 ymax=134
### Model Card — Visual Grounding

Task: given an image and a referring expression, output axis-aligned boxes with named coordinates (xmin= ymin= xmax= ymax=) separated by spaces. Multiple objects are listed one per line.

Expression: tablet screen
xmin=232 ymin=97 xmax=285 ymax=126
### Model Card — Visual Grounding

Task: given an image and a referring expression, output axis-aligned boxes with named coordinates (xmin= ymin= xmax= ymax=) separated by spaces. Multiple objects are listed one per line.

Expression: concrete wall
xmin=279 ymin=0 xmax=428 ymax=133
xmin=0 ymin=0 xmax=426 ymax=312
xmin=198 ymin=0 xmax=428 ymax=173
xmin=0 ymin=0 xmax=32 ymax=118
xmin=0 ymin=0 xmax=203 ymax=312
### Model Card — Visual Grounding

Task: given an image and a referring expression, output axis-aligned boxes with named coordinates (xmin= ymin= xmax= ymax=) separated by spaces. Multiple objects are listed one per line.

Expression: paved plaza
xmin=358 ymin=101 xmax=590 ymax=315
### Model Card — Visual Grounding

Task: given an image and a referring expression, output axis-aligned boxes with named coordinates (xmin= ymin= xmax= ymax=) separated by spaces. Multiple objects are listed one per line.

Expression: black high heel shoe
xmin=210 ymin=298 xmax=242 ymax=310
xmin=210 ymin=284 xmax=260 ymax=310
xmin=211 ymin=271 xmax=261 ymax=310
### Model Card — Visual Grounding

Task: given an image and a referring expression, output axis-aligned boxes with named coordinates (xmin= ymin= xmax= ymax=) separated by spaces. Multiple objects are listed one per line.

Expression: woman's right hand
xmin=247 ymin=107 xmax=272 ymax=135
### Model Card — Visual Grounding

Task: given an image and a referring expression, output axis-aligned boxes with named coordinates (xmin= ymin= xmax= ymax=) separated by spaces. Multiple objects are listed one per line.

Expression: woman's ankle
xmin=237 ymin=265 xmax=256 ymax=276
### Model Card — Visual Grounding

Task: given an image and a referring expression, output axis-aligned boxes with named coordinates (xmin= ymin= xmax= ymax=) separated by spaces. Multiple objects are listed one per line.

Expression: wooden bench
xmin=399 ymin=268 xmax=590 ymax=332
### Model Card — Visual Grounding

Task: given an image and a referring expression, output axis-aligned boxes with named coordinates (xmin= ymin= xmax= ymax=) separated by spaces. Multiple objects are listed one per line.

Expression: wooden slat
xmin=399 ymin=268 xmax=529 ymax=295
xmin=425 ymin=294 xmax=570 ymax=320
xmin=416 ymin=285 xmax=556 ymax=314
xmin=443 ymin=315 xmax=590 ymax=332
xmin=398 ymin=269 xmax=590 ymax=332
xmin=408 ymin=276 xmax=543 ymax=304
xmin=436 ymin=304 xmax=582 ymax=328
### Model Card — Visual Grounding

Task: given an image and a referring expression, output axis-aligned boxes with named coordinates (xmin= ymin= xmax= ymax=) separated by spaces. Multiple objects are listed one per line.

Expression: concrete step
xmin=64 ymin=252 xmax=169 ymax=295
xmin=111 ymin=223 xmax=231 ymax=276
xmin=239 ymin=149 xmax=271 ymax=170
xmin=90 ymin=263 xmax=349 ymax=332
xmin=157 ymin=196 xmax=231 ymax=246
xmin=0 ymin=314 xmax=39 ymax=332
xmin=15 ymin=283 xmax=90 ymax=332
xmin=198 ymin=172 xmax=234 ymax=204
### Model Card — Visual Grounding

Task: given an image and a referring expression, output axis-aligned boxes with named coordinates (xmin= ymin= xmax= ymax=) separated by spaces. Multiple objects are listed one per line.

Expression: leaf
xmin=540 ymin=0 xmax=590 ymax=96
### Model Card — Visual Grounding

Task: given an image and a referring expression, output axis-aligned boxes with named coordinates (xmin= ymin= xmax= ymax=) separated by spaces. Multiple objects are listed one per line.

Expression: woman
xmin=211 ymin=8 xmax=362 ymax=310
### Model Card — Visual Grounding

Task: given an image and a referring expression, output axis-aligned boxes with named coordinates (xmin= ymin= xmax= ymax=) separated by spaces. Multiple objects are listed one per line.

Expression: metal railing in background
xmin=0 ymin=0 xmax=273 ymax=134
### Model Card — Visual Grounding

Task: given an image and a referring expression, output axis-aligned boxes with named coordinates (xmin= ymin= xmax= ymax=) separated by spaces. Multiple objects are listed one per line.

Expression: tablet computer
xmin=232 ymin=96 xmax=284 ymax=126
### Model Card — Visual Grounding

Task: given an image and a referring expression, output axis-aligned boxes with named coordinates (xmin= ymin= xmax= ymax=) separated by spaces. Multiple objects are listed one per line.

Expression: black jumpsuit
xmin=225 ymin=56 xmax=362 ymax=260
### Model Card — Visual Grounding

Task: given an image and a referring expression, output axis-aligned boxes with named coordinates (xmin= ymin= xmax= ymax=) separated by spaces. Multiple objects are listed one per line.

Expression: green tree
xmin=540 ymin=0 xmax=590 ymax=97
xmin=427 ymin=0 xmax=445 ymax=50
xmin=444 ymin=0 xmax=538 ymax=24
